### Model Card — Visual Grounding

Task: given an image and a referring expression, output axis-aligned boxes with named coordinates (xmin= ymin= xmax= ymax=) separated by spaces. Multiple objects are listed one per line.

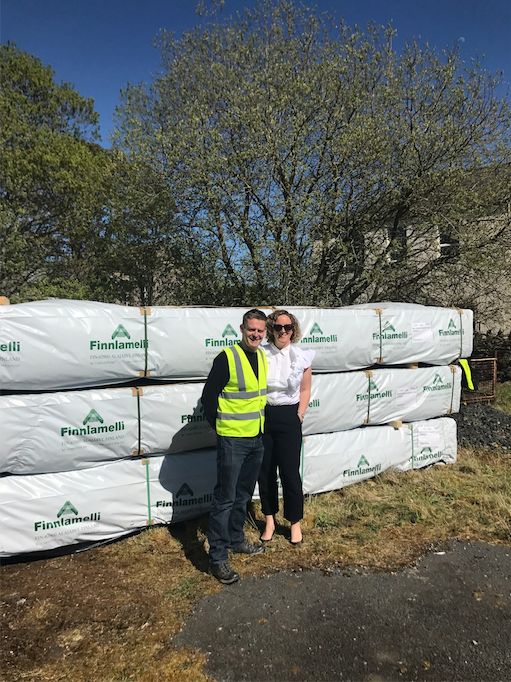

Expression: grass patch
xmin=2 ymin=446 xmax=510 ymax=681
xmin=301 ymin=449 xmax=511 ymax=567
xmin=495 ymin=381 xmax=511 ymax=414
xmin=164 ymin=575 xmax=205 ymax=602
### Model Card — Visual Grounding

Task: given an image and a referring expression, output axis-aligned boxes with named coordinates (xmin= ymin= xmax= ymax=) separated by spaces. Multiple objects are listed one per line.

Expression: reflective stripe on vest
xmin=217 ymin=411 xmax=262 ymax=420
xmin=221 ymin=389 xmax=268 ymax=400
xmin=458 ymin=359 xmax=475 ymax=390
xmin=216 ymin=345 xmax=268 ymax=437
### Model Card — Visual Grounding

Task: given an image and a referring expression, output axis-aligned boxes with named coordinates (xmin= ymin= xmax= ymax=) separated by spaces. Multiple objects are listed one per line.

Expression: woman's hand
xmin=298 ymin=366 xmax=312 ymax=424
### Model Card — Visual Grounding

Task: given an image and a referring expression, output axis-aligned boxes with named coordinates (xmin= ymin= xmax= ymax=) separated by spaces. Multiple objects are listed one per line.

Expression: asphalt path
xmin=173 ymin=541 xmax=511 ymax=681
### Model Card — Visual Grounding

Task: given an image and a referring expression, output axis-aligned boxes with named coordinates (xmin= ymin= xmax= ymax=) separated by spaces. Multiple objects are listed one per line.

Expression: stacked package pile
xmin=0 ymin=300 xmax=472 ymax=557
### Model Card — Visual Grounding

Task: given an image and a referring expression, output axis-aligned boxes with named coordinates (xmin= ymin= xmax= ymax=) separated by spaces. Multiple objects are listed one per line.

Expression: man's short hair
xmin=242 ymin=308 xmax=267 ymax=327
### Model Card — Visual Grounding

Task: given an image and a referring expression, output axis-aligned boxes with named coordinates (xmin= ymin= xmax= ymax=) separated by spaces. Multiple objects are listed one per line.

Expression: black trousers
xmin=258 ymin=403 xmax=303 ymax=523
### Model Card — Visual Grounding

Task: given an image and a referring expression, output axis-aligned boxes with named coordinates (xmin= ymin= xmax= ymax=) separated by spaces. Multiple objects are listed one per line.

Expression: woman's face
xmin=273 ymin=314 xmax=293 ymax=349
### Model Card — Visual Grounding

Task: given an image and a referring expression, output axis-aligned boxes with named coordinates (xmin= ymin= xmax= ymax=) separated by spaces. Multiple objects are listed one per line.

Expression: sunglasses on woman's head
xmin=274 ymin=324 xmax=293 ymax=332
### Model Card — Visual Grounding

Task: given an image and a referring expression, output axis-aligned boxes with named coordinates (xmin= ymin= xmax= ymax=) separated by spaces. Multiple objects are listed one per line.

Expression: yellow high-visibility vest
xmin=458 ymin=359 xmax=475 ymax=390
xmin=216 ymin=344 xmax=268 ymax=437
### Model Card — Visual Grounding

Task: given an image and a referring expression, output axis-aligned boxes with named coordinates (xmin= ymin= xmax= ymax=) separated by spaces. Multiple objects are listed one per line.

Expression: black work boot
xmin=230 ymin=541 xmax=264 ymax=556
xmin=209 ymin=561 xmax=240 ymax=584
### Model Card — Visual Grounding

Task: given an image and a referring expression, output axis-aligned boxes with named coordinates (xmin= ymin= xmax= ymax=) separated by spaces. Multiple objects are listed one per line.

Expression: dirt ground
xmin=1 ymin=524 xmax=216 ymax=681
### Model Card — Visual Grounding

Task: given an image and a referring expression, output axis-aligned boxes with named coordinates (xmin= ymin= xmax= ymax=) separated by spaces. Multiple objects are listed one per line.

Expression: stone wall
xmin=473 ymin=331 xmax=511 ymax=382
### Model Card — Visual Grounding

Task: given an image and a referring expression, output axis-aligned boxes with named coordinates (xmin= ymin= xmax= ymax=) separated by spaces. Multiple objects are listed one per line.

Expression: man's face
xmin=240 ymin=318 xmax=266 ymax=351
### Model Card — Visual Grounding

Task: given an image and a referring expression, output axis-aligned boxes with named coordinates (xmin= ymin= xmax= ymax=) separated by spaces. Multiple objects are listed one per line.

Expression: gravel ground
xmin=453 ymin=402 xmax=511 ymax=451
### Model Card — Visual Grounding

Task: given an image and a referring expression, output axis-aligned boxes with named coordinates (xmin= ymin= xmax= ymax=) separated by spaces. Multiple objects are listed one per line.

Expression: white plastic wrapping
xmin=0 ymin=457 xmax=148 ymax=557
xmin=0 ymin=299 xmax=472 ymax=390
xmin=0 ymin=299 xmax=151 ymax=390
xmin=0 ymin=452 xmax=218 ymax=557
xmin=0 ymin=388 xmax=141 ymax=474
xmin=146 ymin=451 xmax=217 ymax=526
xmin=303 ymin=417 xmax=457 ymax=495
xmin=0 ymin=418 xmax=456 ymax=557
xmin=395 ymin=418 xmax=458 ymax=472
xmin=288 ymin=303 xmax=473 ymax=371
xmin=149 ymin=306 xmax=260 ymax=380
xmin=0 ymin=366 xmax=460 ymax=474
xmin=306 ymin=364 xmax=461 ymax=434
xmin=137 ymin=383 xmax=216 ymax=456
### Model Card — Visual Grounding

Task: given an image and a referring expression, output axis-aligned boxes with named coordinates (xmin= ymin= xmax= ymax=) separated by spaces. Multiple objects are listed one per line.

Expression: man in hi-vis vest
xmin=202 ymin=309 xmax=268 ymax=584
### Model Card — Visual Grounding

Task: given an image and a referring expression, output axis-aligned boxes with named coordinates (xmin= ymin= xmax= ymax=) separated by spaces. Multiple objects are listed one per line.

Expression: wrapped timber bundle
xmin=0 ymin=366 xmax=461 ymax=474
xmin=0 ymin=418 xmax=456 ymax=557
xmin=302 ymin=417 xmax=457 ymax=495
xmin=0 ymin=299 xmax=152 ymax=390
xmin=0 ymin=450 xmax=217 ymax=557
xmin=0 ymin=299 xmax=473 ymax=391
xmin=288 ymin=303 xmax=472 ymax=370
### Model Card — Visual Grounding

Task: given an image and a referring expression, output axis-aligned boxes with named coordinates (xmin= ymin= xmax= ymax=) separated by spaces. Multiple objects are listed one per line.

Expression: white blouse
xmin=263 ymin=343 xmax=315 ymax=406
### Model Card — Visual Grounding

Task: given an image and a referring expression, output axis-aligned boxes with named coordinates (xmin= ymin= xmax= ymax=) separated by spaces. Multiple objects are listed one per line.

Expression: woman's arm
xmin=297 ymin=366 xmax=312 ymax=422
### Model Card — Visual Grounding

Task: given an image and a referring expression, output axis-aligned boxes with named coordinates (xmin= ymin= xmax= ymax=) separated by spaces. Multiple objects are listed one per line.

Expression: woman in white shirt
xmin=259 ymin=310 xmax=315 ymax=545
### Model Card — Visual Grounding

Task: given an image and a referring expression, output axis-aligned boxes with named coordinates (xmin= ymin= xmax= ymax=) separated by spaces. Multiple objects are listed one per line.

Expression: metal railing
xmin=462 ymin=357 xmax=497 ymax=403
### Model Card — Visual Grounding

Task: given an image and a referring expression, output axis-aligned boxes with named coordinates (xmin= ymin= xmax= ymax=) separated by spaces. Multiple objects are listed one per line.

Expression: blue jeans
xmin=208 ymin=434 xmax=264 ymax=564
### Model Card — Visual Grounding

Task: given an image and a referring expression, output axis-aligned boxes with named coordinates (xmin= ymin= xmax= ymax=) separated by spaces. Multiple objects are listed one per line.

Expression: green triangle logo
xmin=222 ymin=324 xmax=238 ymax=338
xmin=421 ymin=447 xmax=433 ymax=454
xmin=383 ymin=321 xmax=396 ymax=332
xmin=432 ymin=373 xmax=444 ymax=385
xmin=368 ymin=379 xmax=379 ymax=392
xmin=357 ymin=455 xmax=370 ymax=468
xmin=310 ymin=322 xmax=323 ymax=335
xmin=176 ymin=483 xmax=194 ymax=498
xmin=83 ymin=409 xmax=104 ymax=426
xmin=112 ymin=324 xmax=130 ymax=340
xmin=448 ymin=318 xmax=457 ymax=330
xmin=57 ymin=501 xmax=79 ymax=518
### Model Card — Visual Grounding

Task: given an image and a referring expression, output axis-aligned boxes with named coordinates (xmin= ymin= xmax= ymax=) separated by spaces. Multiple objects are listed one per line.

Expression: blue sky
xmin=2 ymin=0 xmax=510 ymax=146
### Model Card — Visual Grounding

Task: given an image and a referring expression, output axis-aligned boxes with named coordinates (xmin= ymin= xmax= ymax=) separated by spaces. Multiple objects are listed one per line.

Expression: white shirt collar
xmin=275 ymin=343 xmax=291 ymax=355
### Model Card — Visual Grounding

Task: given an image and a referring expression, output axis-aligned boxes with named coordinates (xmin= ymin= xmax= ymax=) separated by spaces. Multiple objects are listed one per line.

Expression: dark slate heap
xmin=452 ymin=403 xmax=511 ymax=451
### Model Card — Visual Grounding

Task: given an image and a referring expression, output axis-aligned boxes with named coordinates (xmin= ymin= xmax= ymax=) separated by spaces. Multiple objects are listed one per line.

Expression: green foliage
xmin=495 ymin=382 xmax=511 ymax=415
xmin=0 ymin=43 xmax=110 ymax=300
xmin=115 ymin=0 xmax=511 ymax=306
xmin=94 ymin=151 xmax=212 ymax=305
xmin=0 ymin=44 xmax=211 ymax=306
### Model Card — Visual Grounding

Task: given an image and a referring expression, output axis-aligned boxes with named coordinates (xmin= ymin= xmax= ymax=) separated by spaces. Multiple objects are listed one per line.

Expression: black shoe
xmin=231 ymin=541 xmax=265 ymax=556
xmin=209 ymin=561 xmax=240 ymax=584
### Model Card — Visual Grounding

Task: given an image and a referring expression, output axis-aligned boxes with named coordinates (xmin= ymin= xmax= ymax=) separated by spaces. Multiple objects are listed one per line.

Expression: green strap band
xmin=366 ymin=374 xmax=372 ymax=424
xmin=145 ymin=458 xmax=152 ymax=525
xmin=378 ymin=310 xmax=383 ymax=363
xmin=458 ymin=309 xmax=464 ymax=359
xmin=143 ymin=308 xmax=149 ymax=377
xmin=410 ymin=423 xmax=415 ymax=469
xmin=136 ymin=389 xmax=142 ymax=454
xmin=449 ymin=367 xmax=455 ymax=413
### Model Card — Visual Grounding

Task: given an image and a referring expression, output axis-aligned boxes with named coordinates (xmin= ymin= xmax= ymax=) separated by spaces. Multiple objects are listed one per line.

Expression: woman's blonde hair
xmin=266 ymin=309 xmax=302 ymax=345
